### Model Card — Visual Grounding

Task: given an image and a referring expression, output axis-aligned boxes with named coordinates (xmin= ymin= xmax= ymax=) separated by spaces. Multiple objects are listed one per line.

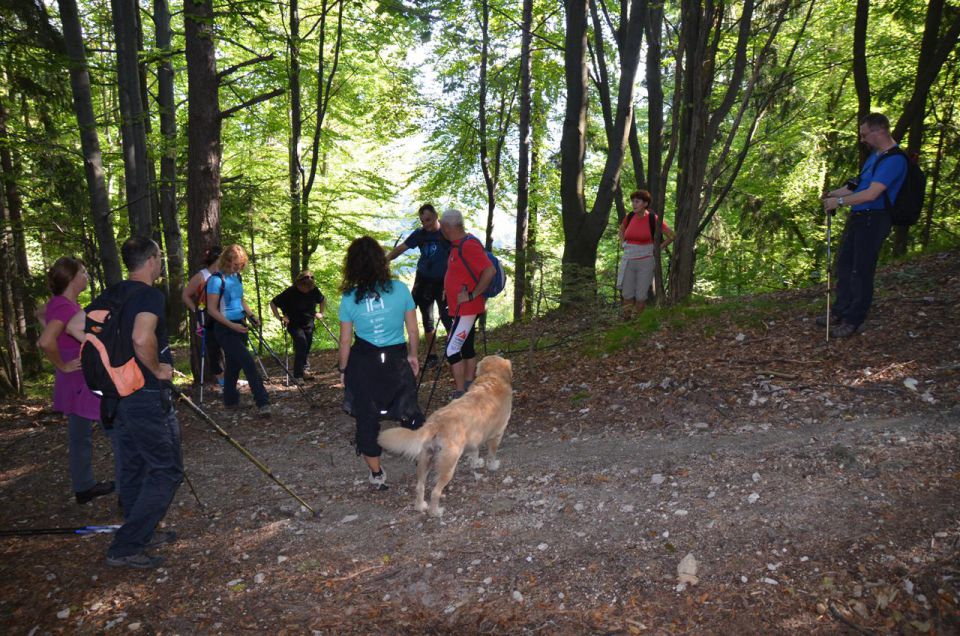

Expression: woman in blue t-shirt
xmin=206 ymin=244 xmax=271 ymax=417
xmin=338 ymin=236 xmax=424 ymax=490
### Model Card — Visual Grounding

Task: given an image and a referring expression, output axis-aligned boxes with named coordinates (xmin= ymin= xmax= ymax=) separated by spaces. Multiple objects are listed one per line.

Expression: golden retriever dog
xmin=378 ymin=355 xmax=513 ymax=516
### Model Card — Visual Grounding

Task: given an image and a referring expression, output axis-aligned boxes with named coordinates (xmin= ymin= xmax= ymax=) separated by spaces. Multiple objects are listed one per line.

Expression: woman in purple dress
xmin=38 ymin=257 xmax=117 ymax=504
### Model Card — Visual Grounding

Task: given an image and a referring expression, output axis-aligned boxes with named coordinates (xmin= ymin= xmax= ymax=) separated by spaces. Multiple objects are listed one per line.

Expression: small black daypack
xmin=877 ymin=148 xmax=926 ymax=227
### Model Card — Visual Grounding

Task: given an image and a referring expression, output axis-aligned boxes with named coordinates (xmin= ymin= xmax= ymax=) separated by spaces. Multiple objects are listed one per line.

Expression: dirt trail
xmin=1 ymin=251 xmax=959 ymax=634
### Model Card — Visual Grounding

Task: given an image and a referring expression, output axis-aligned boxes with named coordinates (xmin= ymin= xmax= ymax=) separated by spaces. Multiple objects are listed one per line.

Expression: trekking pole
xmin=317 ymin=317 xmax=338 ymax=345
xmin=423 ymin=291 xmax=464 ymax=415
xmin=0 ymin=524 xmax=121 ymax=538
xmin=198 ymin=312 xmax=207 ymax=404
xmin=182 ymin=469 xmax=206 ymax=511
xmin=168 ymin=384 xmax=317 ymax=515
xmin=248 ymin=321 xmax=316 ymax=406
xmin=417 ymin=330 xmax=438 ymax=391
xmin=283 ymin=326 xmax=289 ymax=387
xmin=825 ymin=209 xmax=833 ymax=342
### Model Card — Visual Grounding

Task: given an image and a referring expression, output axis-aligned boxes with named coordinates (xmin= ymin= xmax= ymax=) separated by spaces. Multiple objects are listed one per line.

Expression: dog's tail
xmin=378 ymin=422 xmax=436 ymax=460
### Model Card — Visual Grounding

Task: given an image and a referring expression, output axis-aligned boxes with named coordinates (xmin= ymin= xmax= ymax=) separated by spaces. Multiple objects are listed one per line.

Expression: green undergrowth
xmin=594 ymin=295 xmax=810 ymax=355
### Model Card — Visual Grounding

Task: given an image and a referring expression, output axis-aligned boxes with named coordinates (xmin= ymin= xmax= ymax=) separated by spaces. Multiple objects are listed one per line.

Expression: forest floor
xmin=1 ymin=250 xmax=959 ymax=635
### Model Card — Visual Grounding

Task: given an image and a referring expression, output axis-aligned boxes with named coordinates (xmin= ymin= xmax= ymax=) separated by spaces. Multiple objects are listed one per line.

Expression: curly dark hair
xmin=341 ymin=236 xmax=393 ymax=303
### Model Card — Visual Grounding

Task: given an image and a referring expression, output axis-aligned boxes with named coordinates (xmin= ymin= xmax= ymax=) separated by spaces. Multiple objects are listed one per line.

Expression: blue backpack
xmin=457 ymin=235 xmax=506 ymax=299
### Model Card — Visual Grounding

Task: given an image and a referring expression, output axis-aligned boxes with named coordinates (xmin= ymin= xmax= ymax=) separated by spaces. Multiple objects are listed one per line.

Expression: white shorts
xmin=621 ymin=257 xmax=654 ymax=301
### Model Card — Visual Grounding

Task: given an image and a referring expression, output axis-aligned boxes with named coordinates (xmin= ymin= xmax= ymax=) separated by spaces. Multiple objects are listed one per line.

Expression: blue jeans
xmin=214 ymin=322 xmax=270 ymax=408
xmin=107 ymin=389 xmax=183 ymax=558
xmin=832 ymin=211 xmax=892 ymax=328
xmin=67 ymin=415 xmax=118 ymax=493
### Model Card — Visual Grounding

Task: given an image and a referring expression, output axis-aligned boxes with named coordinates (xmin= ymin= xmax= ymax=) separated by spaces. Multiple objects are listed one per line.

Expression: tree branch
xmin=220 ymin=88 xmax=284 ymax=119
xmin=217 ymin=54 xmax=276 ymax=80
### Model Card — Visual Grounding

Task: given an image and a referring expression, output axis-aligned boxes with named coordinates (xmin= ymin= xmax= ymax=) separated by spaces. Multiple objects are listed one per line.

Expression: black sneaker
xmin=816 ymin=314 xmax=842 ymax=327
xmin=147 ymin=530 xmax=177 ymax=548
xmin=106 ymin=552 xmax=164 ymax=569
xmin=831 ymin=322 xmax=859 ymax=338
xmin=76 ymin=481 xmax=116 ymax=505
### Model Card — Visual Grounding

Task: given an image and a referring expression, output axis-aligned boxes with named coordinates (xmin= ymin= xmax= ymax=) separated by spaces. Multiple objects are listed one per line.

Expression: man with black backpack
xmin=821 ymin=113 xmax=909 ymax=338
xmin=68 ymin=237 xmax=183 ymax=568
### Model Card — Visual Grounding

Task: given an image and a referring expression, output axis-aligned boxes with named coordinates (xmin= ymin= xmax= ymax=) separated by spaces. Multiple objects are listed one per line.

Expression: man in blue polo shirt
xmin=821 ymin=113 xmax=907 ymax=338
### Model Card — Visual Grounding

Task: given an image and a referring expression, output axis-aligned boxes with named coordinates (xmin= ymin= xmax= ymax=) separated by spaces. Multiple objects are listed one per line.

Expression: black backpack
xmin=80 ymin=282 xmax=151 ymax=402
xmin=877 ymin=148 xmax=926 ymax=227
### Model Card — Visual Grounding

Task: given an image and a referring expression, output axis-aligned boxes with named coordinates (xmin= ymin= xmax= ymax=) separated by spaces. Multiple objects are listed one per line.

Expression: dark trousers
xmin=344 ymin=339 xmax=424 ymax=457
xmin=832 ymin=211 xmax=892 ymax=328
xmin=214 ymin=322 xmax=270 ymax=408
xmin=287 ymin=324 xmax=314 ymax=378
xmin=197 ymin=310 xmax=223 ymax=378
xmin=108 ymin=389 xmax=183 ymax=558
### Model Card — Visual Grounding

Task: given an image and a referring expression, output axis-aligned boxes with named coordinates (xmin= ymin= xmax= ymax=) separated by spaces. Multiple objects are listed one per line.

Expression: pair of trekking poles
xmin=0 ymin=375 xmax=318 ymax=539
xmin=198 ymin=311 xmax=331 ymax=408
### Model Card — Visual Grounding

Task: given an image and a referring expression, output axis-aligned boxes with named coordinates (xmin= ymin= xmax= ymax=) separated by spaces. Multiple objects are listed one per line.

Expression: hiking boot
xmin=369 ymin=469 xmax=388 ymax=491
xmin=451 ymin=390 xmax=466 ymax=400
xmin=816 ymin=314 xmax=842 ymax=327
xmin=424 ymin=354 xmax=439 ymax=369
xmin=76 ymin=481 xmax=115 ymax=505
xmin=106 ymin=551 xmax=164 ymax=569
xmin=257 ymin=405 xmax=272 ymax=419
xmin=147 ymin=530 xmax=177 ymax=548
xmin=831 ymin=322 xmax=859 ymax=338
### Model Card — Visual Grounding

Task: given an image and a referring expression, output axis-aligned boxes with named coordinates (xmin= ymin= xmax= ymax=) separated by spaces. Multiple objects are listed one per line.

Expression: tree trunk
xmin=302 ymin=0 xmax=344 ymax=271
xmin=668 ymin=0 xmax=756 ymax=302
xmin=560 ymin=0 xmax=645 ymax=306
xmin=57 ymin=0 xmax=122 ymax=285
xmin=478 ymin=0 xmax=496 ymax=249
xmin=0 ymin=183 xmax=22 ymax=395
xmin=289 ymin=0 xmax=303 ymax=279
xmin=111 ymin=0 xmax=152 ymax=237
xmin=155 ymin=0 xmax=185 ymax=332
xmin=645 ymin=0 xmax=666 ymax=302
xmin=0 ymin=93 xmax=33 ymax=343
xmin=514 ymin=0 xmax=533 ymax=322
xmin=185 ymin=0 xmax=222 ymax=381
xmin=889 ymin=0 xmax=960 ymax=256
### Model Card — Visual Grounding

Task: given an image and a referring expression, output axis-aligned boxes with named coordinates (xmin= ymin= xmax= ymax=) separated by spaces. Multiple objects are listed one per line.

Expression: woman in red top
xmin=618 ymin=190 xmax=674 ymax=318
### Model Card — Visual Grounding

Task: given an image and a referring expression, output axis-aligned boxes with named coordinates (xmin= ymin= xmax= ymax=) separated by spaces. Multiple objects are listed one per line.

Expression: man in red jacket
xmin=440 ymin=209 xmax=495 ymax=398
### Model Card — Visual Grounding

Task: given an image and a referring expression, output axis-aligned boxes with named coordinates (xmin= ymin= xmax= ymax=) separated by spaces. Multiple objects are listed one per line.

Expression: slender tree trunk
xmin=302 ymin=0 xmax=343 ymax=271
xmin=289 ymin=0 xmax=302 ymax=279
xmin=111 ymin=0 xmax=152 ymax=237
xmin=0 ymin=184 xmax=22 ymax=395
xmin=57 ymin=0 xmax=122 ymax=285
xmin=155 ymin=0 xmax=185 ymax=332
xmin=889 ymin=0 xmax=960 ymax=256
xmin=478 ymin=0 xmax=497 ymax=249
xmin=514 ymin=0 xmax=533 ymax=322
xmin=0 ymin=93 xmax=34 ymax=345
xmin=185 ymin=0 xmax=222 ymax=381
xmin=645 ymin=0 xmax=666 ymax=301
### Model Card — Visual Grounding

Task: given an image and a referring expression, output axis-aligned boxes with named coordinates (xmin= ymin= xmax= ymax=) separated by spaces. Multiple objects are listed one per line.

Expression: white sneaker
xmin=238 ymin=379 xmax=249 ymax=387
xmin=368 ymin=469 xmax=387 ymax=491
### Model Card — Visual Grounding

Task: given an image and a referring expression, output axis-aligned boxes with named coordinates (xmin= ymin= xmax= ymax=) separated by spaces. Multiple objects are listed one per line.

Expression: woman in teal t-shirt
xmin=338 ymin=236 xmax=424 ymax=490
